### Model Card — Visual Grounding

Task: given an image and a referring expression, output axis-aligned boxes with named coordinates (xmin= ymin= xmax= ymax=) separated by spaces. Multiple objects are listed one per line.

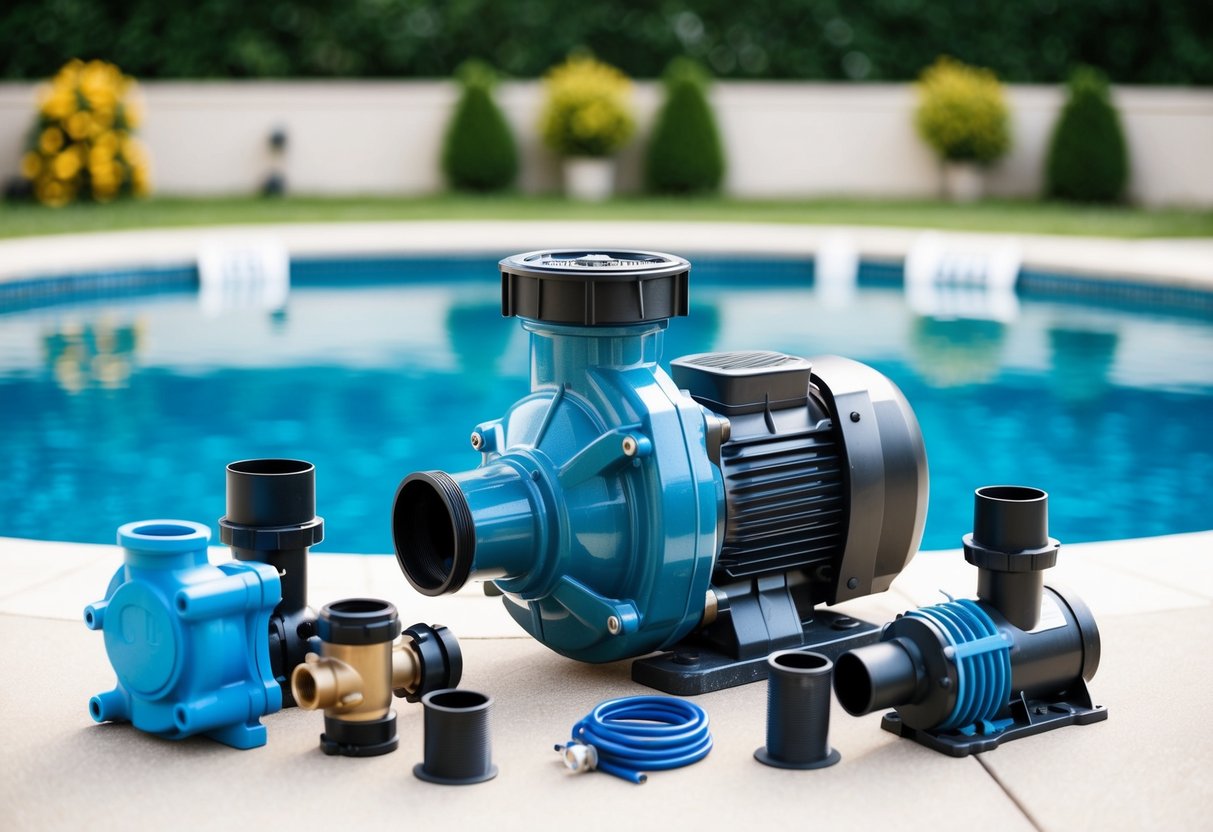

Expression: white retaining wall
xmin=0 ymin=80 xmax=1209 ymax=206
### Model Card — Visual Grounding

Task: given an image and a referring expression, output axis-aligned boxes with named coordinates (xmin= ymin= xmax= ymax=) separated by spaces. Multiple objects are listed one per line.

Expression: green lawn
xmin=1 ymin=194 xmax=1211 ymax=240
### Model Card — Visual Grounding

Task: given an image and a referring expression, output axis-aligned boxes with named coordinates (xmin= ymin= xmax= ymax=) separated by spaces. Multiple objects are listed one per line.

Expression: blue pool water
xmin=2 ymin=255 xmax=1211 ymax=553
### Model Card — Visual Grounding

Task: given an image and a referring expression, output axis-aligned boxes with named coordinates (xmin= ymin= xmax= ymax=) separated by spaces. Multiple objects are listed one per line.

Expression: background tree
xmin=441 ymin=60 xmax=518 ymax=192
xmin=645 ymin=58 xmax=725 ymax=194
xmin=1045 ymin=66 xmax=1129 ymax=202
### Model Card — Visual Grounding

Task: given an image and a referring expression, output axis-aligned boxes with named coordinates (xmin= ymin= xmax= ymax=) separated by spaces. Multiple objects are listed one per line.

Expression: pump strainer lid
xmin=500 ymin=249 xmax=690 ymax=326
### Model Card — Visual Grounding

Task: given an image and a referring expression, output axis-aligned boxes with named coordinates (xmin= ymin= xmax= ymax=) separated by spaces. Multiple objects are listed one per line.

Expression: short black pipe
xmin=754 ymin=650 xmax=840 ymax=769
xmin=414 ymin=689 xmax=498 ymax=785
xmin=225 ymin=457 xmax=315 ymax=526
xmin=219 ymin=458 xmax=324 ymax=707
xmin=834 ymin=639 xmax=921 ymax=717
xmin=972 ymin=485 xmax=1049 ymax=552
xmin=978 ymin=569 xmax=1044 ymax=635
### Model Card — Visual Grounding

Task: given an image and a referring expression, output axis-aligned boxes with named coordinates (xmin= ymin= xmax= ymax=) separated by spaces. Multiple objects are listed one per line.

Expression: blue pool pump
xmin=85 ymin=520 xmax=282 ymax=749
xmin=832 ymin=486 xmax=1107 ymax=755
xmin=393 ymin=250 xmax=929 ymax=693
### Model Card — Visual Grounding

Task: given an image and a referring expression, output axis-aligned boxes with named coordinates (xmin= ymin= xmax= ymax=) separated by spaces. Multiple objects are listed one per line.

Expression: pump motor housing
xmin=393 ymin=249 xmax=928 ymax=693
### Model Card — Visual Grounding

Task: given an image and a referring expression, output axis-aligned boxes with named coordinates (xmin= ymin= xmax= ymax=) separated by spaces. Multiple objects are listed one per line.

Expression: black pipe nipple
xmin=755 ymin=650 xmax=841 ymax=769
xmin=414 ymin=689 xmax=498 ymax=785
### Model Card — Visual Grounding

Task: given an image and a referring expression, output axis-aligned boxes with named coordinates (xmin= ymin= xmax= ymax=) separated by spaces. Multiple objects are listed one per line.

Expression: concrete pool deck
xmin=2 ymin=220 xmax=1211 ymax=829
xmin=2 ymin=531 xmax=1211 ymax=831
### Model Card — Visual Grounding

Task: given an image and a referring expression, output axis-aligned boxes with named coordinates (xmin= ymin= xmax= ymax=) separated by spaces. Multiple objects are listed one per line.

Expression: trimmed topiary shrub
xmin=645 ymin=58 xmax=725 ymax=194
xmin=1045 ymin=66 xmax=1128 ymax=202
xmin=441 ymin=60 xmax=518 ymax=192
xmin=539 ymin=54 xmax=635 ymax=158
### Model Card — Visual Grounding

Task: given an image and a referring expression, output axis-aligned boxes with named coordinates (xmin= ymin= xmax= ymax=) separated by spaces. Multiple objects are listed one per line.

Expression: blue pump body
xmin=85 ymin=520 xmax=282 ymax=749
xmin=458 ymin=319 xmax=721 ymax=662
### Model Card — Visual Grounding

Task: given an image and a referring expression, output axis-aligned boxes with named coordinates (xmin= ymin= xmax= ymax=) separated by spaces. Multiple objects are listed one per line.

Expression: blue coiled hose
xmin=556 ymin=696 xmax=713 ymax=784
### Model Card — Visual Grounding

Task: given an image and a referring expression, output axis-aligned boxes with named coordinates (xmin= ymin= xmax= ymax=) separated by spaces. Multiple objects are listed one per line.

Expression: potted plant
xmin=539 ymin=54 xmax=636 ymax=201
xmin=914 ymin=56 xmax=1010 ymax=203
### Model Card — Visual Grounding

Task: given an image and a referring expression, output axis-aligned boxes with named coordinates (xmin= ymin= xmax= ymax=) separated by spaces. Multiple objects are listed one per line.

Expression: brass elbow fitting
xmin=291 ymin=598 xmax=462 ymax=757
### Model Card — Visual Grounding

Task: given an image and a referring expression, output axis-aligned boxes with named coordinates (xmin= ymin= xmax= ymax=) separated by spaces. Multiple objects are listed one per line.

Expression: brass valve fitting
xmin=291 ymin=598 xmax=462 ymax=757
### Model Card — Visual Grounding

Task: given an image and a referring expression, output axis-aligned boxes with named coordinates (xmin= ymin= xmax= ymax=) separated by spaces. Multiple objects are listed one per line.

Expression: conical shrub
xmin=1045 ymin=66 xmax=1128 ymax=202
xmin=441 ymin=62 xmax=518 ymax=192
xmin=644 ymin=59 xmax=725 ymax=194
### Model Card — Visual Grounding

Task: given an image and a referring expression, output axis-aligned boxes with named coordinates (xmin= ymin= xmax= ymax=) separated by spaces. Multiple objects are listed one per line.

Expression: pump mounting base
xmin=631 ymin=610 xmax=879 ymax=696
xmin=880 ymin=684 xmax=1109 ymax=757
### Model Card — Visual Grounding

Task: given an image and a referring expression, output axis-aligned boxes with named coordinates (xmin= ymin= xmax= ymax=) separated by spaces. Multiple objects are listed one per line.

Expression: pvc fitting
xmin=963 ymin=485 xmax=1060 ymax=631
xmin=414 ymin=689 xmax=498 ymax=785
xmin=755 ymin=650 xmax=841 ymax=769
xmin=220 ymin=458 xmax=324 ymax=707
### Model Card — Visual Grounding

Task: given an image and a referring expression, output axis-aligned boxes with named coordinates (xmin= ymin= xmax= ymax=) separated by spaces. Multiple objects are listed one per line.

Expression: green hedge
xmin=2 ymin=0 xmax=1211 ymax=83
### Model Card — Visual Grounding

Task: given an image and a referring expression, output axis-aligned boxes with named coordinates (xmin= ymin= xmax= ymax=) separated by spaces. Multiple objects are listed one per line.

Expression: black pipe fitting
xmin=754 ymin=650 xmax=840 ymax=769
xmin=965 ymin=485 xmax=1059 ymax=631
xmin=219 ymin=458 xmax=324 ymax=708
xmin=833 ymin=485 xmax=1107 ymax=756
xmin=397 ymin=622 xmax=464 ymax=703
xmin=414 ymin=689 xmax=498 ymax=785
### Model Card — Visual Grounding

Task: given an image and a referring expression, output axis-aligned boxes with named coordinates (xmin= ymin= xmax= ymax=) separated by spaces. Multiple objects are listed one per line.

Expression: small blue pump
xmin=394 ymin=250 xmax=930 ymax=693
xmin=85 ymin=519 xmax=282 ymax=749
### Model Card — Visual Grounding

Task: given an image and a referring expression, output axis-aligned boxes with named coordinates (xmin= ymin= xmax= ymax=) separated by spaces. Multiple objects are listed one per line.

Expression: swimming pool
xmin=2 ymin=254 xmax=1211 ymax=553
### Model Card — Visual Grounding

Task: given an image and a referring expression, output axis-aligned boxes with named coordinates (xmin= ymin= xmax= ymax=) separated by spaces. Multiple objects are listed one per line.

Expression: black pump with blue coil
xmin=832 ymin=485 xmax=1108 ymax=756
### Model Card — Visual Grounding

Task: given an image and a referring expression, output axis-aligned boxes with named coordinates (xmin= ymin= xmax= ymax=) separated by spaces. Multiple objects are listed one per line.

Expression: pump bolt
xmin=621 ymin=436 xmax=637 ymax=457
xmin=470 ymin=432 xmax=483 ymax=450
xmin=607 ymin=616 xmax=622 ymax=635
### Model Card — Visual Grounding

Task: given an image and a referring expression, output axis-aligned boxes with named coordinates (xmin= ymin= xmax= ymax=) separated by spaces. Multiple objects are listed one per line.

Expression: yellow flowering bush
xmin=539 ymin=55 xmax=635 ymax=158
xmin=21 ymin=59 xmax=150 ymax=206
xmin=915 ymin=57 xmax=1010 ymax=165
